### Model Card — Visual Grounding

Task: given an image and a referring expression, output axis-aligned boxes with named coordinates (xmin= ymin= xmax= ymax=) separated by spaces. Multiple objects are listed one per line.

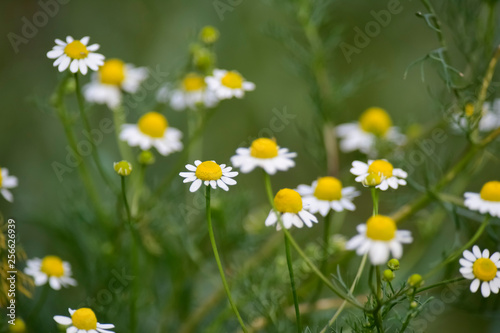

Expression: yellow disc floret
xmin=99 ymin=59 xmax=126 ymax=86
xmin=359 ymin=107 xmax=392 ymax=136
xmin=221 ymin=71 xmax=243 ymax=89
xmin=250 ymin=138 xmax=278 ymax=159
xmin=314 ymin=177 xmax=342 ymax=201
xmin=40 ymin=256 xmax=64 ymax=277
xmin=64 ymin=40 xmax=89 ymax=59
xmin=480 ymin=181 xmax=500 ymax=202
xmin=182 ymin=73 xmax=205 ymax=91
xmin=138 ymin=112 xmax=168 ymax=138
xmin=71 ymin=308 xmax=97 ymax=330
xmin=366 ymin=215 xmax=397 ymax=241
xmin=368 ymin=160 xmax=393 ymax=179
xmin=274 ymin=189 xmax=303 ymax=214
xmin=472 ymin=258 xmax=497 ymax=281
xmin=195 ymin=161 xmax=222 ymax=181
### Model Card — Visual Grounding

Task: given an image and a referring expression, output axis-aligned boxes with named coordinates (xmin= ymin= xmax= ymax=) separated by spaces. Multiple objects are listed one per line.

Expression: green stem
xmin=121 ymin=176 xmax=133 ymax=224
xmin=28 ymin=284 xmax=49 ymax=320
xmin=375 ymin=265 xmax=382 ymax=300
xmin=112 ymin=105 xmax=134 ymax=163
xmin=284 ymin=234 xmax=302 ymax=332
xmin=416 ymin=277 xmax=465 ymax=294
xmin=371 ymin=187 xmax=379 ymax=216
xmin=205 ymin=186 xmax=248 ymax=332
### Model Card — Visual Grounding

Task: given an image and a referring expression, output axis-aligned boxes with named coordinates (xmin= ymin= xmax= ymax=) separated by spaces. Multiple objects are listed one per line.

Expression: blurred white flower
xmin=464 ymin=181 xmax=500 ymax=217
xmin=350 ymin=159 xmax=407 ymax=191
xmin=0 ymin=167 xmax=18 ymax=202
xmin=205 ymin=69 xmax=255 ymax=100
xmin=54 ymin=308 xmax=115 ymax=333
xmin=24 ymin=256 xmax=77 ymax=290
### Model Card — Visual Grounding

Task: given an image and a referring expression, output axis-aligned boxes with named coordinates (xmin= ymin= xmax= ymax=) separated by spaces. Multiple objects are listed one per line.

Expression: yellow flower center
xmin=10 ymin=318 xmax=26 ymax=333
xmin=364 ymin=173 xmax=382 ymax=186
xmin=480 ymin=181 xmax=500 ymax=202
xmin=465 ymin=103 xmax=475 ymax=117
xmin=365 ymin=215 xmax=396 ymax=241
xmin=195 ymin=161 xmax=222 ymax=181
xmin=314 ymin=177 xmax=342 ymax=201
xmin=138 ymin=112 xmax=168 ymax=138
xmin=99 ymin=59 xmax=126 ymax=86
xmin=0 ymin=168 xmax=3 ymax=187
xmin=40 ymin=256 xmax=64 ymax=277
xmin=472 ymin=258 xmax=497 ymax=282
xmin=274 ymin=188 xmax=303 ymax=214
xmin=250 ymin=138 xmax=278 ymax=159
xmin=368 ymin=160 xmax=393 ymax=180
xmin=64 ymin=40 xmax=89 ymax=59
xmin=182 ymin=73 xmax=205 ymax=91
xmin=221 ymin=71 xmax=243 ymax=89
xmin=359 ymin=107 xmax=392 ymax=136
xmin=71 ymin=308 xmax=97 ymax=330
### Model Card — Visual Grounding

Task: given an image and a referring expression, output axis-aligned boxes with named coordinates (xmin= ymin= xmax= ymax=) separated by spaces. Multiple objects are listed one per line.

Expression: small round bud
xmin=410 ymin=301 xmax=418 ymax=309
xmin=407 ymin=274 xmax=424 ymax=288
xmin=193 ymin=48 xmax=215 ymax=71
xmin=199 ymin=26 xmax=219 ymax=44
xmin=383 ymin=269 xmax=395 ymax=282
xmin=138 ymin=150 xmax=155 ymax=165
xmin=114 ymin=160 xmax=133 ymax=176
xmin=387 ymin=258 xmax=400 ymax=271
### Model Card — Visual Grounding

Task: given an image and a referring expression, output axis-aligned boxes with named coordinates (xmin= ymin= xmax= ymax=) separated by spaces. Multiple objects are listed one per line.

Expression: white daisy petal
xmin=481 ymin=281 xmax=491 ymax=297
xmin=189 ymin=179 xmax=202 ymax=192
xmin=470 ymin=279 xmax=480 ymax=293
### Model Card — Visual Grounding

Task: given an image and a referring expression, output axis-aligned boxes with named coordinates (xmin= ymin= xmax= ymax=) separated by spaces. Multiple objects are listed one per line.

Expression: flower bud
xmin=383 ymin=269 xmax=395 ymax=282
xmin=199 ymin=26 xmax=219 ymax=44
xmin=387 ymin=258 xmax=400 ymax=271
xmin=407 ymin=274 xmax=424 ymax=288
xmin=114 ymin=160 xmax=133 ymax=176
xmin=138 ymin=150 xmax=155 ymax=165
xmin=410 ymin=301 xmax=418 ymax=309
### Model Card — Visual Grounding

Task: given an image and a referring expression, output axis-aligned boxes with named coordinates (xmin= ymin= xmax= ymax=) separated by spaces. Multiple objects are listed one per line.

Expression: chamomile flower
xmin=464 ymin=181 xmax=500 ymax=217
xmin=350 ymin=159 xmax=407 ymax=191
xmin=205 ymin=69 xmax=255 ymax=100
xmin=230 ymin=138 xmax=296 ymax=175
xmin=180 ymin=160 xmax=238 ymax=192
xmin=54 ymin=308 xmax=115 ymax=333
xmin=47 ymin=36 xmax=104 ymax=75
xmin=452 ymin=100 xmax=500 ymax=133
xmin=24 ymin=256 xmax=77 ymax=290
xmin=120 ymin=111 xmax=183 ymax=156
xmin=0 ymin=167 xmax=18 ymax=202
xmin=460 ymin=245 xmax=500 ymax=298
xmin=296 ymin=177 xmax=360 ymax=217
xmin=84 ymin=59 xmax=148 ymax=109
xmin=336 ymin=107 xmax=406 ymax=156
xmin=265 ymin=188 xmax=318 ymax=230
xmin=345 ymin=215 xmax=413 ymax=265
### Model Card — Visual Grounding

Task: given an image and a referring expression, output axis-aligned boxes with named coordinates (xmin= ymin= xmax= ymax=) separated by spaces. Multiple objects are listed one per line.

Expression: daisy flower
xmin=0 ymin=167 xmax=18 ymax=202
xmin=464 ymin=181 xmax=500 ymax=217
xmin=350 ymin=159 xmax=407 ymax=191
xmin=205 ymin=69 xmax=255 ymax=100
xmin=460 ymin=245 xmax=500 ymax=298
xmin=336 ymin=107 xmax=406 ymax=155
xmin=345 ymin=215 xmax=413 ymax=265
xmin=230 ymin=138 xmax=296 ymax=175
xmin=296 ymin=177 xmax=360 ymax=217
xmin=120 ymin=111 xmax=183 ymax=156
xmin=452 ymin=100 xmax=500 ymax=133
xmin=265 ymin=188 xmax=318 ymax=230
xmin=47 ymin=36 xmax=104 ymax=75
xmin=180 ymin=160 xmax=238 ymax=192
xmin=24 ymin=256 xmax=77 ymax=290
xmin=83 ymin=58 xmax=148 ymax=109
xmin=54 ymin=308 xmax=115 ymax=333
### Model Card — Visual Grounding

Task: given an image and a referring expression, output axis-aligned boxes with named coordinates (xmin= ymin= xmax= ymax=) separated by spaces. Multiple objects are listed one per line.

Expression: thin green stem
xmin=112 ymin=105 xmax=134 ymax=162
xmin=205 ymin=187 xmax=248 ymax=332
xmin=375 ymin=265 xmax=382 ymax=300
xmin=28 ymin=284 xmax=49 ymax=320
xmin=284 ymin=234 xmax=302 ymax=332
xmin=371 ymin=187 xmax=379 ymax=216
xmin=121 ymin=176 xmax=133 ymax=225
xmin=416 ymin=277 xmax=465 ymax=294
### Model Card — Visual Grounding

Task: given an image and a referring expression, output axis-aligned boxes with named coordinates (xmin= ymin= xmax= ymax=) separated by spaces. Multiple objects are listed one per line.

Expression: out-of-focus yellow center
xmin=71 ymin=308 xmax=97 ymax=330
xmin=473 ymin=258 xmax=497 ymax=281
xmin=480 ymin=181 xmax=500 ymax=202
xmin=250 ymin=138 xmax=278 ymax=159
xmin=99 ymin=59 xmax=126 ymax=86
xmin=314 ymin=177 xmax=342 ymax=201
xmin=366 ymin=215 xmax=396 ymax=241
xmin=64 ymin=40 xmax=89 ymax=59
xmin=221 ymin=71 xmax=243 ymax=89
xmin=359 ymin=107 xmax=392 ymax=136
xmin=182 ymin=73 xmax=205 ymax=91
xmin=9 ymin=318 xmax=26 ymax=333
xmin=368 ymin=160 xmax=393 ymax=179
xmin=274 ymin=189 xmax=303 ymax=214
xmin=40 ymin=256 xmax=64 ymax=277
xmin=138 ymin=112 xmax=168 ymax=138
xmin=364 ymin=173 xmax=382 ymax=186
xmin=195 ymin=161 xmax=222 ymax=181
xmin=465 ymin=103 xmax=475 ymax=117
xmin=0 ymin=168 xmax=3 ymax=187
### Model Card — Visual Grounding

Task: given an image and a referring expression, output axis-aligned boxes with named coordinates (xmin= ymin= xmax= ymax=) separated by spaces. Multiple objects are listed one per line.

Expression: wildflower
xmin=120 ymin=112 xmax=183 ymax=156
xmin=464 ymin=181 xmax=500 ymax=217
xmin=350 ymin=159 xmax=407 ymax=191
xmin=159 ymin=73 xmax=219 ymax=111
xmin=54 ymin=308 xmax=115 ymax=333
xmin=47 ymin=36 xmax=104 ymax=75
xmin=24 ymin=256 xmax=77 ymax=290
xmin=296 ymin=177 xmax=360 ymax=216
xmin=83 ymin=59 xmax=148 ymax=109
xmin=265 ymin=188 xmax=318 ymax=230
xmin=452 ymin=100 xmax=500 ymax=133
xmin=113 ymin=161 xmax=132 ymax=176
xmin=336 ymin=107 xmax=406 ymax=155
xmin=460 ymin=245 xmax=500 ymax=298
xmin=345 ymin=215 xmax=413 ymax=265
xmin=0 ymin=167 xmax=18 ymax=202
xmin=230 ymin=138 xmax=296 ymax=175
xmin=180 ymin=160 xmax=238 ymax=192
xmin=205 ymin=69 xmax=255 ymax=100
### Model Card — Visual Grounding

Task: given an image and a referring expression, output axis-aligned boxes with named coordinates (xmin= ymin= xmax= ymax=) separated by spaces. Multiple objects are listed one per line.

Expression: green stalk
xmin=112 ymin=105 xmax=134 ymax=163
xmin=284 ymin=234 xmax=302 ymax=332
xmin=371 ymin=187 xmax=379 ymax=216
xmin=27 ymin=284 xmax=49 ymax=321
